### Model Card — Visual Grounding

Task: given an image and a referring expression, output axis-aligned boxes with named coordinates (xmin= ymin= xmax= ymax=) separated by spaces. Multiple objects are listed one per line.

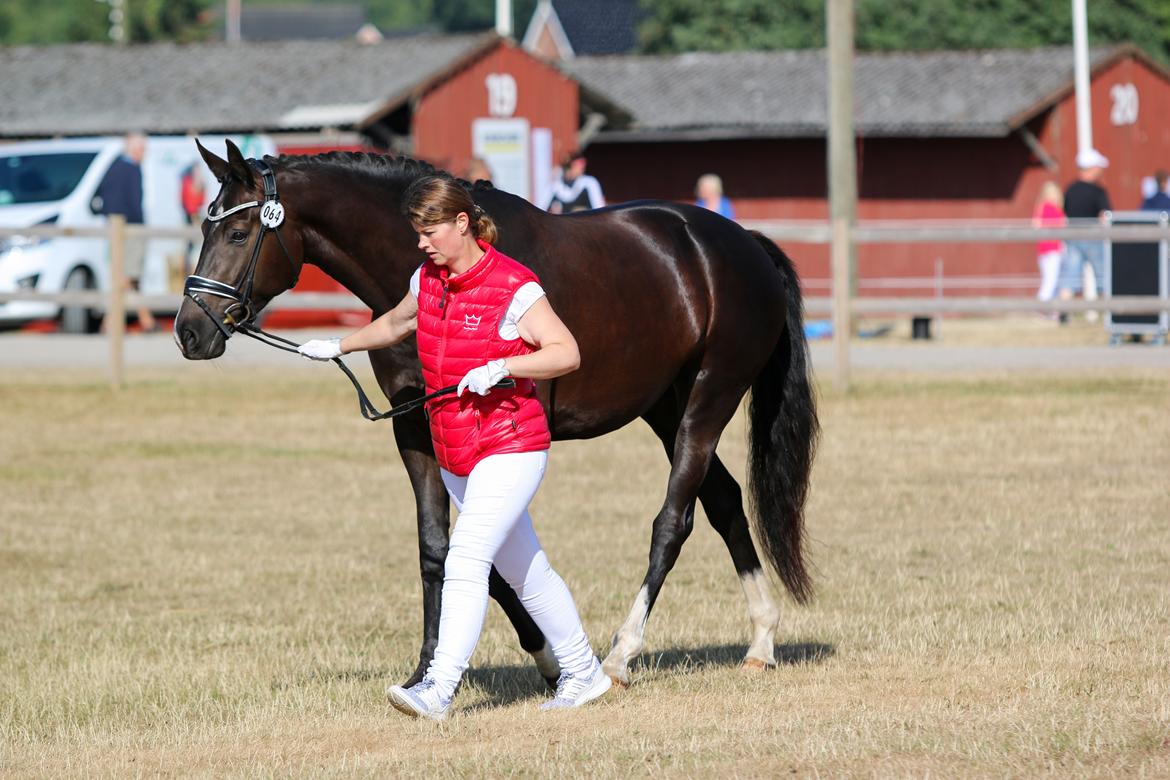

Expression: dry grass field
xmin=1 ymin=363 xmax=1168 ymax=777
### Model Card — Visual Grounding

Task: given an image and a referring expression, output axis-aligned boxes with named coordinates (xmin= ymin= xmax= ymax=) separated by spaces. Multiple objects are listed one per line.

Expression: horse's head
xmin=175 ymin=139 xmax=304 ymax=359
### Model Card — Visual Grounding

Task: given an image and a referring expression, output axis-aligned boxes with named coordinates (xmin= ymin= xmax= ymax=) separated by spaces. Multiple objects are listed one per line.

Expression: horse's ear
xmin=224 ymin=139 xmax=256 ymax=188
xmin=196 ymin=138 xmax=230 ymax=182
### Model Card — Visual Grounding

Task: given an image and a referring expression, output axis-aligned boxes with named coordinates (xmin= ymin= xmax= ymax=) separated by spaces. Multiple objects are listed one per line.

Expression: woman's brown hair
xmin=403 ymin=174 xmax=498 ymax=244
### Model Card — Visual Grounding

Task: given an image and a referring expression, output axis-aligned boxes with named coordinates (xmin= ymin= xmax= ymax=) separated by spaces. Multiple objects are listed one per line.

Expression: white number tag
xmin=260 ymin=201 xmax=285 ymax=228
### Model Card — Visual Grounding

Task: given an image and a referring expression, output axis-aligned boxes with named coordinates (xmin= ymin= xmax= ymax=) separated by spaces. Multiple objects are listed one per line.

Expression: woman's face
xmin=415 ymin=213 xmax=469 ymax=265
xmin=697 ymin=179 xmax=720 ymax=201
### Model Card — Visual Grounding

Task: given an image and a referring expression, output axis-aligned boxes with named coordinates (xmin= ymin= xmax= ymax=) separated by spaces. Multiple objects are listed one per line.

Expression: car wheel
xmin=60 ymin=266 xmax=99 ymax=334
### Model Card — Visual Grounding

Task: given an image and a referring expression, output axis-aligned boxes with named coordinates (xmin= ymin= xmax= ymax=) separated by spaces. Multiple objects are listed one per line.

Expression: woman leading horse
xmin=176 ymin=140 xmax=817 ymax=698
xmin=298 ymin=175 xmax=611 ymax=720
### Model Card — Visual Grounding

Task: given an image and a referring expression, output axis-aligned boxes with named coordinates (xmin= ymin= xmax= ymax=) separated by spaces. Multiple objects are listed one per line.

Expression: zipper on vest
xmin=439 ymin=280 xmax=449 ymax=312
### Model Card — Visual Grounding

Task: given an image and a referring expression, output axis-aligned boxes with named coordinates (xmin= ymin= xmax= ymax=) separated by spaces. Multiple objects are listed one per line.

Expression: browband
xmin=206 ymin=200 xmax=261 ymax=222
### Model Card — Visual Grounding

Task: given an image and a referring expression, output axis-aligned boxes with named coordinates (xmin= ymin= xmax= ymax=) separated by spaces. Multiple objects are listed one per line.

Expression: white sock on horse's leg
xmin=739 ymin=569 xmax=780 ymax=667
xmin=602 ymin=585 xmax=650 ymax=685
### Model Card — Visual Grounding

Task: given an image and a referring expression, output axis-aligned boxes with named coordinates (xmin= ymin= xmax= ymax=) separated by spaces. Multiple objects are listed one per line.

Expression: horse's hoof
xmin=609 ymin=676 xmax=630 ymax=691
xmin=740 ymin=658 xmax=774 ymax=672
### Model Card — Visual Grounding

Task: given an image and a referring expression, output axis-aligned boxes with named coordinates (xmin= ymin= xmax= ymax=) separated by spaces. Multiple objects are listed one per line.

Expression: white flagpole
xmin=1072 ymin=0 xmax=1092 ymax=155
xmin=496 ymin=0 xmax=513 ymax=37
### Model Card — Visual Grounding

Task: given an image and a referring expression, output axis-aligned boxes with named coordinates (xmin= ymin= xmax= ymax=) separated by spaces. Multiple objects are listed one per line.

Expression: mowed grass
xmin=1 ymin=366 xmax=1168 ymax=777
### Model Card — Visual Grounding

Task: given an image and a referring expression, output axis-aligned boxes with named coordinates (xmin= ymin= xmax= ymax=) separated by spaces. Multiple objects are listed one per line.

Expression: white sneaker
xmin=540 ymin=658 xmax=612 ymax=711
xmin=386 ymin=677 xmax=452 ymax=721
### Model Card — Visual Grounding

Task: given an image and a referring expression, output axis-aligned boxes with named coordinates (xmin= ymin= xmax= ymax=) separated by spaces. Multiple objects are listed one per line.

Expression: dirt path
xmin=3 ymin=327 xmax=1168 ymax=373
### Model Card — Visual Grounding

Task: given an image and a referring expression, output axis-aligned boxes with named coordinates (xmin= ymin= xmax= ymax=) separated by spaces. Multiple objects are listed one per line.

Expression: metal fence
xmin=3 ymin=218 xmax=1169 ymax=387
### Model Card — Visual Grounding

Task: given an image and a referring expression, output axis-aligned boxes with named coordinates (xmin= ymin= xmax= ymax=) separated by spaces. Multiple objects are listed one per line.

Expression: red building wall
xmin=1044 ymin=55 xmax=1170 ymax=211
xmin=270 ymin=43 xmax=580 ymax=327
xmin=413 ymin=41 xmax=579 ymax=182
xmin=587 ymin=53 xmax=1170 ymax=294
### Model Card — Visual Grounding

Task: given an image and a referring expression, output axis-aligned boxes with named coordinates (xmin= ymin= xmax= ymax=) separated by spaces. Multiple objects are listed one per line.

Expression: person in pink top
xmin=1032 ymin=181 xmax=1066 ymax=304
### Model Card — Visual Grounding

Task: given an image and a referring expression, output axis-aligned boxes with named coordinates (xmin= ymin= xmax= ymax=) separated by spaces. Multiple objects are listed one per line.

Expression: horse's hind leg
xmin=700 ymin=458 xmax=782 ymax=669
xmin=488 ymin=571 xmax=560 ymax=686
xmin=602 ymin=378 xmax=747 ymax=687
xmin=640 ymin=400 xmax=781 ymax=671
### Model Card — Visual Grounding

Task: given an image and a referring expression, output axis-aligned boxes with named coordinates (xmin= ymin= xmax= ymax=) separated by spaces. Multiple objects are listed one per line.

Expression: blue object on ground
xmin=804 ymin=320 xmax=833 ymax=340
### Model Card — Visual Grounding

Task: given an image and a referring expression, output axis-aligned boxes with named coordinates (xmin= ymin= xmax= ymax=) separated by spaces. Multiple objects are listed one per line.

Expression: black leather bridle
xmin=183 ymin=159 xmax=298 ymax=340
xmin=181 ymin=158 xmax=511 ymax=421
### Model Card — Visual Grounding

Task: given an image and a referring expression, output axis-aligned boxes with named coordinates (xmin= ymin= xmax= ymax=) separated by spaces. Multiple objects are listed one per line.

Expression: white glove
xmin=297 ymin=337 xmax=343 ymax=361
xmin=457 ymin=359 xmax=509 ymax=396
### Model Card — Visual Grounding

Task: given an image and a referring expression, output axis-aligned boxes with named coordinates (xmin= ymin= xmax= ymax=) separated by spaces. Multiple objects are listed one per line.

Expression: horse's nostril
xmin=180 ymin=326 xmax=199 ymax=354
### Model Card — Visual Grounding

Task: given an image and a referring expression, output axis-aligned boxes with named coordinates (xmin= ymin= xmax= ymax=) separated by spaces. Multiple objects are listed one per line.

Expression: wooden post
xmin=827 ymin=0 xmax=857 ymax=391
xmin=107 ymin=215 xmax=126 ymax=389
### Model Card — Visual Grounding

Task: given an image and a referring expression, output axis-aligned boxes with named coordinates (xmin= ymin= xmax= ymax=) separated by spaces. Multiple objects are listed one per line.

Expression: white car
xmin=0 ymin=134 xmax=274 ymax=333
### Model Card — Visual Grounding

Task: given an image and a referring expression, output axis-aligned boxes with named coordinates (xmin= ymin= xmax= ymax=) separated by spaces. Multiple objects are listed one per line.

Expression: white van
xmin=0 ymin=134 xmax=275 ymax=332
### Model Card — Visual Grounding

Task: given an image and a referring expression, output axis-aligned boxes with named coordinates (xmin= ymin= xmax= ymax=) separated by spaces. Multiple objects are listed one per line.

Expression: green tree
xmin=639 ymin=0 xmax=823 ymax=52
xmin=128 ymin=0 xmax=212 ymax=43
xmin=0 ymin=0 xmax=107 ymax=45
xmin=638 ymin=0 xmax=1170 ymax=63
xmin=430 ymin=0 xmax=537 ymax=33
xmin=0 ymin=0 xmax=543 ymax=45
xmin=0 ymin=0 xmax=210 ymax=45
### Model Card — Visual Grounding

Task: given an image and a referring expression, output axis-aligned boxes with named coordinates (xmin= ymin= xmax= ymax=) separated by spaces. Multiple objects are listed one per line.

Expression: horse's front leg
xmin=392 ymin=414 xmax=557 ymax=688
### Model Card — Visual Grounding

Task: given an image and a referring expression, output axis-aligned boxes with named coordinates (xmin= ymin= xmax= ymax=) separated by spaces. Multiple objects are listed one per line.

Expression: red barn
xmin=566 ymin=45 xmax=1170 ymax=291
xmin=0 ymin=33 xmax=580 ymax=326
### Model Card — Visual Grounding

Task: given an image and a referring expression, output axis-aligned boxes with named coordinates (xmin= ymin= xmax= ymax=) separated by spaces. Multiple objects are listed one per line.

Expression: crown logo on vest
xmin=463 ymin=314 xmax=483 ymax=330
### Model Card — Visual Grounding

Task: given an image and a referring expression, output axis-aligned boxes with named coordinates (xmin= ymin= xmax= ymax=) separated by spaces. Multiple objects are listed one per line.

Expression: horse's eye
xmin=230 ymin=230 xmax=247 ymax=244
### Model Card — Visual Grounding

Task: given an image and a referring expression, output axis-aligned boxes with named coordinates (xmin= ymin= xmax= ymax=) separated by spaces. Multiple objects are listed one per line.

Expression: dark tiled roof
xmin=0 ymin=34 xmax=491 ymax=137
xmin=566 ymin=47 xmax=1121 ymax=139
xmin=553 ymin=0 xmax=643 ymax=56
xmin=239 ymin=4 xmax=368 ymax=41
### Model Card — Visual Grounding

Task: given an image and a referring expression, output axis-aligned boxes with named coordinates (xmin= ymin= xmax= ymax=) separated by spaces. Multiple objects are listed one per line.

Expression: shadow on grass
xmin=637 ymin=641 xmax=835 ymax=675
xmin=460 ymin=640 xmax=836 ymax=710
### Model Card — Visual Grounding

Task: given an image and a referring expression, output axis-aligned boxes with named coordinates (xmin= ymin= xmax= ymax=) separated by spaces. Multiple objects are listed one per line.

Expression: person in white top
xmin=545 ymin=151 xmax=605 ymax=214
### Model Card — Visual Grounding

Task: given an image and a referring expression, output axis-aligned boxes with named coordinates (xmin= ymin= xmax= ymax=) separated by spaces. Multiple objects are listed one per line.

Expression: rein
xmin=233 ymin=326 xmax=513 ymax=421
xmin=183 ymin=157 xmax=509 ymax=421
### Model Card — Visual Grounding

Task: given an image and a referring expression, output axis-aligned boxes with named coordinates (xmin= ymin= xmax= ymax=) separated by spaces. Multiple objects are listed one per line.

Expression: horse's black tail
xmin=747 ymin=232 xmax=819 ymax=604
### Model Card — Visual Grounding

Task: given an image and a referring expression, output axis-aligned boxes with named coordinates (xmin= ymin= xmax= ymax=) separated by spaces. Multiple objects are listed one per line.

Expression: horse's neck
xmin=292 ymin=175 xmax=417 ymax=315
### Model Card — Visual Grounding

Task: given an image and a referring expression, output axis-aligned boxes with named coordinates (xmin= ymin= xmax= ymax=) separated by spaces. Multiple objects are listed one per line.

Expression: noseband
xmin=183 ymin=159 xmax=300 ymax=340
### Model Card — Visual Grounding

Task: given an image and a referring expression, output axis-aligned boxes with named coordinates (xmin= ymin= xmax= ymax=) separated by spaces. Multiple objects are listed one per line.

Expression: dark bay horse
xmin=176 ymin=140 xmax=818 ymax=688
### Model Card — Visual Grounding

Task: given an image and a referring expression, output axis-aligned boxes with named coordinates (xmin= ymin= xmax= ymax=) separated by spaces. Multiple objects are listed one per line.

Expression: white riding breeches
xmin=426 ymin=450 xmax=595 ymax=699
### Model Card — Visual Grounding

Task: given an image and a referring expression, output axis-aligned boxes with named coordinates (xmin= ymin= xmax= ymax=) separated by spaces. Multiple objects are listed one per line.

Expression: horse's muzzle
xmin=174 ymin=301 xmax=229 ymax=360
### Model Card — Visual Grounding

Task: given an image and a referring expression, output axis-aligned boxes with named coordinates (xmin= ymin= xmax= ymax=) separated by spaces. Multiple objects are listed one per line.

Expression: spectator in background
xmin=1032 ymin=181 xmax=1065 ymax=305
xmin=1059 ymin=149 xmax=1111 ymax=314
xmin=96 ymin=132 xmax=157 ymax=333
xmin=179 ymin=162 xmax=206 ymax=276
xmin=694 ymin=173 xmax=735 ymax=219
xmin=1140 ymin=169 xmax=1170 ymax=212
xmin=465 ymin=157 xmax=493 ymax=184
xmin=545 ymin=151 xmax=605 ymax=214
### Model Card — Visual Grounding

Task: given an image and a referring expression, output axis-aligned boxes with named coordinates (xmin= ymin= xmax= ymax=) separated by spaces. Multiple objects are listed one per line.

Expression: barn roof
xmin=0 ymin=33 xmax=495 ymax=138
xmin=549 ymin=0 xmax=644 ymax=56
xmin=566 ymin=45 xmax=1160 ymax=141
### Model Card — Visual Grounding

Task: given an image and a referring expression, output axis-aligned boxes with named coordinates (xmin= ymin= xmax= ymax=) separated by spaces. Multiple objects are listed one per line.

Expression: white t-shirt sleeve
xmin=409 ymin=265 xmax=422 ymax=299
xmin=499 ymin=282 xmax=546 ymax=340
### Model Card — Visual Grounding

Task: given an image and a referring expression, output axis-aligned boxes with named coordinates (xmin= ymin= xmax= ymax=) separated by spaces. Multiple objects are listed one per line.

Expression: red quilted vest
xmin=416 ymin=240 xmax=552 ymax=476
